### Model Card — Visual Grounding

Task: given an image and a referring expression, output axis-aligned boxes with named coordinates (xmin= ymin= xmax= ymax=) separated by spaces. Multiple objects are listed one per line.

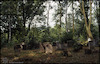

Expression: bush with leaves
xmin=1 ymin=33 xmax=8 ymax=48
xmin=60 ymin=31 xmax=73 ymax=43
xmin=25 ymin=29 xmax=39 ymax=49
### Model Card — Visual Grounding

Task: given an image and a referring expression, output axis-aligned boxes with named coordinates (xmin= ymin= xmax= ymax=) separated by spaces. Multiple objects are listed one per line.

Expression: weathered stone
xmin=39 ymin=42 xmax=53 ymax=54
xmin=62 ymin=43 xmax=68 ymax=50
xmin=39 ymin=43 xmax=45 ymax=53
xmin=56 ymin=43 xmax=62 ymax=50
xmin=44 ymin=43 xmax=53 ymax=54
xmin=56 ymin=43 xmax=68 ymax=50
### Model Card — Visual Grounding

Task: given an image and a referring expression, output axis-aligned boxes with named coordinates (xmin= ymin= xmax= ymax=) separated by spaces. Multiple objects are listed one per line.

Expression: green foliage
xmin=0 ymin=0 xmax=99 ymax=48
xmin=1 ymin=33 xmax=8 ymax=48
xmin=25 ymin=28 xmax=36 ymax=44
xmin=11 ymin=37 xmax=19 ymax=44
xmin=78 ymin=34 xmax=86 ymax=44
xmin=91 ymin=24 xmax=99 ymax=39
xmin=60 ymin=30 xmax=73 ymax=43
xmin=73 ymin=43 xmax=82 ymax=52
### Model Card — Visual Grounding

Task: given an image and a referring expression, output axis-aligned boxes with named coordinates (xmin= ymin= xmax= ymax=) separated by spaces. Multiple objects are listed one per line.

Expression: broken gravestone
xmin=39 ymin=43 xmax=45 ymax=53
xmin=43 ymin=42 xmax=53 ymax=54
xmin=56 ymin=43 xmax=68 ymax=50
xmin=14 ymin=42 xmax=27 ymax=52
xmin=40 ymin=42 xmax=53 ymax=54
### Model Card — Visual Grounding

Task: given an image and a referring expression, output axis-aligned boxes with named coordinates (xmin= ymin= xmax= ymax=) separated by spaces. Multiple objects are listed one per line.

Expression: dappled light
xmin=1 ymin=0 xmax=100 ymax=63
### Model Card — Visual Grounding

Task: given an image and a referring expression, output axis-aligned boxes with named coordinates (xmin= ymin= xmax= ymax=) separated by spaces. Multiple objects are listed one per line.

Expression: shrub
xmin=60 ymin=31 xmax=73 ymax=43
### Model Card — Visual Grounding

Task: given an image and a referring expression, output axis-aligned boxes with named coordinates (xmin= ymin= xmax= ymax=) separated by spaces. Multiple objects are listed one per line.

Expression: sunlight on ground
xmin=1 ymin=47 xmax=99 ymax=63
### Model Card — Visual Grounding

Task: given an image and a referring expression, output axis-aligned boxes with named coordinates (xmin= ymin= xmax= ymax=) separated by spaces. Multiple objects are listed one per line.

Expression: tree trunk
xmin=27 ymin=20 xmax=31 ymax=33
xmin=98 ymin=1 xmax=100 ymax=40
xmin=72 ymin=1 xmax=74 ymax=34
xmin=59 ymin=1 xmax=62 ymax=36
xmin=47 ymin=1 xmax=50 ymax=35
xmin=65 ymin=5 xmax=68 ymax=32
xmin=8 ymin=15 xmax=11 ymax=43
xmin=47 ymin=1 xmax=49 ymax=27
xmin=23 ymin=2 xmax=26 ymax=37
xmin=79 ymin=0 xmax=93 ymax=47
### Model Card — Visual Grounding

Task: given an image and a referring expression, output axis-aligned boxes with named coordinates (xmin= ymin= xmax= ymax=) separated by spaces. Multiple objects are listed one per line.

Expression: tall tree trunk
xmin=79 ymin=0 xmax=93 ymax=45
xmin=59 ymin=1 xmax=62 ymax=36
xmin=47 ymin=1 xmax=50 ymax=34
xmin=47 ymin=1 xmax=49 ymax=27
xmin=27 ymin=20 xmax=31 ymax=33
xmin=8 ymin=2 xmax=11 ymax=43
xmin=65 ymin=5 xmax=68 ymax=32
xmin=98 ymin=1 xmax=100 ymax=40
xmin=23 ymin=2 xmax=26 ymax=38
xmin=8 ymin=15 xmax=11 ymax=43
xmin=72 ymin=1 xmax=74 ymax=34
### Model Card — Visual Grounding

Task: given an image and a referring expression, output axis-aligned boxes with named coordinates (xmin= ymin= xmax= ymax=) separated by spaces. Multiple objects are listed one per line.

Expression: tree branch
xmin=79 ymin=0 xmax=83 ymax=14
xmin=79 ymin=0 xmax=88 ymax=26
xmin=82 ymin=0 xmax=88 ymax=26
xmin=89 ymin=0 xmax=92 ymax=29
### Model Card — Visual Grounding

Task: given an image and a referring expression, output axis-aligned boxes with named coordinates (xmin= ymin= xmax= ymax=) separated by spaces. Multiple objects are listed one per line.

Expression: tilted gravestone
xmin=14 ymin=42 xmax=27 ymax=52
xmin=56 ymin=43 xmax=68 ymax=50
xmin=40 ymin=42 xmax=53 ymax=54
xmin=43 ymin=42 xmax=53 ymax=54
xmin=62 ymin=43 xmax=68 ymax=50
xmin=39 ymin=43 xmax=45 ymax=53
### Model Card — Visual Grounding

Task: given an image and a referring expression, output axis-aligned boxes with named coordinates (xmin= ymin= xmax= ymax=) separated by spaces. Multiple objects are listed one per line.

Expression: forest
xmin=0 ymin=0 xmax=100 ymax=63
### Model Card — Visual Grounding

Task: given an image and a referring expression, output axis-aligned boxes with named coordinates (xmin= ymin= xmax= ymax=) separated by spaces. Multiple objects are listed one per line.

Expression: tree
xmin=64 ymin=0 xmax=71 ymax=32
xmin=79 ymin=0 xmax=93 ymax=45
xmin=1 ymin=1 xmax=19 ymax=43
xmin=72 ymin=0 xmax=75 ymax=34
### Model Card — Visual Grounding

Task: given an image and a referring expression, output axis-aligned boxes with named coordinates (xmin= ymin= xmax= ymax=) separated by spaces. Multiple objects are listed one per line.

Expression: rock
xmin=44 ymin=43 xmax=53 ymax=54
xmin=40 ymin=42 xmax=53 ymax=54
xmin=56 ymin=43 xmax=68 ymax=50
xmin=39 ymin=43 xmax=45 ymax=53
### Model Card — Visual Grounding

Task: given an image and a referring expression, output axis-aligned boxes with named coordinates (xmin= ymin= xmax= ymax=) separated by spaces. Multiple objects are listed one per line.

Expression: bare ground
xmin=1 ymin=47 xmax=100 ymax=64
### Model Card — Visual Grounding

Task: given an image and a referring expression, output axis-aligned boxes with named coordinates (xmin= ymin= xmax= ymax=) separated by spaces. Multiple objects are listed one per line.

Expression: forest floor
xmin=1 ymin=47 xmax=100 ymax=64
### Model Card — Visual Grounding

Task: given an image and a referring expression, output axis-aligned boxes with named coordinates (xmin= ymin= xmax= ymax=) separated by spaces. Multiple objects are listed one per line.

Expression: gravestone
xmin=40 ymin=42 xmax=53 ymax=54
xmin=14 ymin=42 xmax=27 ymax=52
xmin=62 ymin=43 xmax=68 ymax=50
xmin=56 ymin=43 xmax=68 ymax=50
xmin=21 ymin=42 xmax=27 ymax=50
xmin=43 ymin=42 xmax=53 ymax=54
xmin=39 ymin=43 xmax=45 ymax=53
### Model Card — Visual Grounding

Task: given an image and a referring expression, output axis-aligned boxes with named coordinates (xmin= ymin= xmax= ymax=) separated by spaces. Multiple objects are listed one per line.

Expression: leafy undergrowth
xmin=1 ymin=47 xmax=99 ymax=63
